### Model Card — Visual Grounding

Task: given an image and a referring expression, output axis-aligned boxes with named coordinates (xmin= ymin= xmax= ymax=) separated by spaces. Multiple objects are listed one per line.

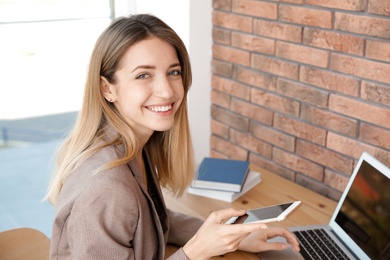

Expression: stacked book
xmin=188 ymin=157 xmax=261 ymax=202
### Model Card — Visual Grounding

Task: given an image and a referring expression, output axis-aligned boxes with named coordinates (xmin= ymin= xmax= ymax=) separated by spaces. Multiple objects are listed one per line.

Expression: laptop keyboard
xmin=293 ymin=228 xmax=351 ymax=260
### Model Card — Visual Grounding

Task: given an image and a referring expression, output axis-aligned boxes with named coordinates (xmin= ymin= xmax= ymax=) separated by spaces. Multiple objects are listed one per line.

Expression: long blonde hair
xmin=46 ymin=14 xmax=195 ymax=204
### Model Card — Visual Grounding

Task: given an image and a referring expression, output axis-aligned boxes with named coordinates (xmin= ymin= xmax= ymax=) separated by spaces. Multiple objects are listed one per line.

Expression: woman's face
xmin=102 ymin=37 xmax=184 ymax=141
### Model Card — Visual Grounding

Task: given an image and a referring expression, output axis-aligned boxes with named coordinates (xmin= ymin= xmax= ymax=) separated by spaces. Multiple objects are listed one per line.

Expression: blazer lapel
xmin=127 ymin=151 xmax=167 ymax=259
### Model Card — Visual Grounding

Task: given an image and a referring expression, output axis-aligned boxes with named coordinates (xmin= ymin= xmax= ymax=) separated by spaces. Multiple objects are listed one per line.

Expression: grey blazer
xmin=50 ymin=143 xmax=203 ymax=259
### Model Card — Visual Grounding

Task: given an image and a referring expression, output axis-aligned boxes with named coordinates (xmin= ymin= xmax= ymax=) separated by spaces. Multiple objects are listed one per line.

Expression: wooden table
xmin=164 ymin=165 xmax=337 ymax=259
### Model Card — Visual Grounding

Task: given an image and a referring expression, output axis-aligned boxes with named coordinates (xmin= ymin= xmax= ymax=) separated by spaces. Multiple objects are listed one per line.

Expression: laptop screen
xmin=335 ymin=160 xmax=390 ymax=259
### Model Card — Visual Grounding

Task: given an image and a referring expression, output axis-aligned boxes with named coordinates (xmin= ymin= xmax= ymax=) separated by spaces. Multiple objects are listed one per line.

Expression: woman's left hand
xmin=237 ymin=225 xmax=300 ymax=253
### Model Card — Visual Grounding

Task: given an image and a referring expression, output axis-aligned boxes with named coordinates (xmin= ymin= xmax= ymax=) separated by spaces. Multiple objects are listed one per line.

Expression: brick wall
xmin=210 ymin=0 xmax=390 ymax=201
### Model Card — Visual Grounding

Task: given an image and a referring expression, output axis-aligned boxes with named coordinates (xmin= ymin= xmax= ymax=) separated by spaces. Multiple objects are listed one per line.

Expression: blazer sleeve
xmin=167 ymin=209 xmax=203 ymax=246
xmin=66 ymin=179 xmax=139 ymax=259
xmin=165 ymin=247 xmax=191 ymax=260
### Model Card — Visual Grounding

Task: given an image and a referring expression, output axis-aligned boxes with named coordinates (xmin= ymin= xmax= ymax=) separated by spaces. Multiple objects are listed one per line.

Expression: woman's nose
xmin=155 ymin=75 xmax=174 ymax=98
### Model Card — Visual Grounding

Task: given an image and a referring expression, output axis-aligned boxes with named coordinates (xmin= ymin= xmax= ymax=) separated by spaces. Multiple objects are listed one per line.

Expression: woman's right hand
xmin=182 ymin=208 xmax=268 ymax=259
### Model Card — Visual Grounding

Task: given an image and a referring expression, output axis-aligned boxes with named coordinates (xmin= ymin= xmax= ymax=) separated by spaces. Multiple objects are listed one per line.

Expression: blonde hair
xmin=46 ymin=14 xmax=195 ymax=204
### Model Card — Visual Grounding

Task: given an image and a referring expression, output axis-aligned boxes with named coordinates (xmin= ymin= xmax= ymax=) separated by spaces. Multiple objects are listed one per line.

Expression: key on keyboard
xmin=293 ymin=228 xmax=351 ymax=260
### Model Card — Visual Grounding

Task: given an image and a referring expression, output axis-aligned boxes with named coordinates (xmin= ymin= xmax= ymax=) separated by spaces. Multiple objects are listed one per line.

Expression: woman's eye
xmin=136 ymin=73 xmax=150 ymax=79
xmin=169 ymin=70 xmax=182 ymax=76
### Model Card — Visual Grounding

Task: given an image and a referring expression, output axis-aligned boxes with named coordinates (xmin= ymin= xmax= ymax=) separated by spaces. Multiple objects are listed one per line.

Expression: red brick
xmin=232 ymin=0 xmax=277 ymax=19
xmin=360 ymin=123 xmax=390 ymax=150
xmin=300 ymin=66 xmax=359 ymax=97
xmin=276 ymin=42 xmax=329 ymax=68
xmin=326 ymin=132 xmax=386 ymax=160
xmin=230 ymin=98 xmax=274 ymax=125
xmin=278 ymin=0 xmax=304 ymax=3
xmin=211 ymin=105 xmax=249 ymax=131
xmin=213 ymin=44 xmax=250 ymax=66
xmin=361 ymin=81 xmax=390 ymax=107
xmin=301 ymin=104 xmax=358 ymax=137
xmin=211 ymin=119 xmax=229 ymax=139
xmin=249 ymin=153 xmax=296 ymax=181
xmin=303 ymin=28 xmax=364 ymax=56
xmin=213 ymin=27 xmax=231 ymax=45
xmin=210 ymin=150 xmax=228 ymax=159
xmin=279 ymin=5 xmax=332 ymax=29
xmin=330 ymin=53 xmax=390 ymax=85
xmin=273 ymin=148 xmax=324 ymax=181
xmin=213 ymin=11 xmax=252 ymax=33
xmin=274 ymin=114 xmax=326 ymax=145
xmin=368 ymin=0 xmax=390 ymax=15
xmin=329 ymin=94 xmax=390 ymax=129
xmin=296 ymin=174 xmax=342 ymax=201
xmin=210 ymin=135 xmax=248 ymax=160
xmin=251 ymin=88 xmax=300 ymax=116
xmin=211 ymin=60 xmax=233 ymax=77
xmin=253 ymin=19 xmax=302 ymax=43
xmin=326 ymin=132 xmax=368 ymax=158
xmin=374 ymin=151 xmax=390 ymax=168
xmin=296 ymin=139 xmax=354 ymax=174
xmin=252 ymin=54 xmax=299 ymax=80
xmin=250 ymin=122 xmax=296 ymax=152
xmin=213 ymin=0 xmax=232 ymax=11
xmin=324 ymin=169 xmax=350 ymax=192
xmin=231 ymin=32 xmax=275 ymax=55
xmin=306 ymin=0 xmax=365 ymax=11
xmin=211 ymin=75 xmax=251 ymax=100
xmin=335 ymin=13 xmax=390 ymax=39
xmin=277 ymin=78 xmax=328 ymax=108
xmin=211 ymin=89 xmax=230 ymax=108
xmin=366 ymin=40 xmax=390 ymax=63
xmin=233 ymin=66 xmax=277 ymax=91
xmin=230 ymin=128 xmax=272 ymax=157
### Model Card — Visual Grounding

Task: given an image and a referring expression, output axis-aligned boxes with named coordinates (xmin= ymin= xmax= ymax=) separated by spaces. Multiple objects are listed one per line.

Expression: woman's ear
xmin=100 ymin=76 xmax=115 ymax=103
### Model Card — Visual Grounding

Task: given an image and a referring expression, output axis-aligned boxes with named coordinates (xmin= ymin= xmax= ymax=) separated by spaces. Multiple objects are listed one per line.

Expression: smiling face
xmin=101 ymin=36 xmax=184 ymax=143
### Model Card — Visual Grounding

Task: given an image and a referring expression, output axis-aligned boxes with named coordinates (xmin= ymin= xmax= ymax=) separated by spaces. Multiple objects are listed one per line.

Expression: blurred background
xmin=0 ymin=0 xmax=112 ymax=237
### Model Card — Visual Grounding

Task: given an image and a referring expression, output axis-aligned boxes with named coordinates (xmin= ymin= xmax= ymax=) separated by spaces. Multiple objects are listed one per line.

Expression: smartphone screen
xmin=232 ymin=201 xmax=301 ymax=224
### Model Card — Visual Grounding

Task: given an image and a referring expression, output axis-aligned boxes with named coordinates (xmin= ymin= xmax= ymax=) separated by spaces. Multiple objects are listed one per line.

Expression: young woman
xmin=46 ymin=14 xmax=300 ymax=259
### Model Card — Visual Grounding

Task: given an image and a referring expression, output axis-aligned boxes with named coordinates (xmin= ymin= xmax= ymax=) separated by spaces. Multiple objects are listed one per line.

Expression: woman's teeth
xmin=149 ymin=105 xmax=172 ymax=112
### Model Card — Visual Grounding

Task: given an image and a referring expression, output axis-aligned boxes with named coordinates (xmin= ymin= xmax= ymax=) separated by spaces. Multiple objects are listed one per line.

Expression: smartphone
xmin=230 ymin=201 xmax=302 ymax=224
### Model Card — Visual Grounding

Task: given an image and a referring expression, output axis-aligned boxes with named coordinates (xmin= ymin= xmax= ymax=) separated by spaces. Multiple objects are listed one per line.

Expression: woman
xmin=46 ymin=14 xmax=300 ymax=259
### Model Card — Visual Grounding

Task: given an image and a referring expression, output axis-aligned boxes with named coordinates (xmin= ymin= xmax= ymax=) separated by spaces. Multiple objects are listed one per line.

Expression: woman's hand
xmin=182 ymin=208 xmax=268 ymax=260
xmin=237 ymin=225 xmax=300 ymax=253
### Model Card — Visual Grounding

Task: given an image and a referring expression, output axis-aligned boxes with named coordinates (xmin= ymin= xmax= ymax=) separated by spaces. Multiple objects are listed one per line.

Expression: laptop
xmin=260 ymin=152 xmax=390 ymax=260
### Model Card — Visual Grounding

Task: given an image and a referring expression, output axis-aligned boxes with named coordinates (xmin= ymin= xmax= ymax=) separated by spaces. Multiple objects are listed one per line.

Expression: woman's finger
xmin=258 ymin=241 xmax=290 ymax=251
xmin=264 ymin=227 xmax=300 ymax=251
xmin=219 ymin=221 xmax=269 ymax=236
xmin=206 ymin=208 xmax=246 ymax=224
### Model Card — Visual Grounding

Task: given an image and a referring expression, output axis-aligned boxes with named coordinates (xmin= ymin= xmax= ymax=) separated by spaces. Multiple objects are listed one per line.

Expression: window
xmin=0 ymin=0 xmax=113 ymax=237
xmin=0 ymin=0 xmax=111 ymax=120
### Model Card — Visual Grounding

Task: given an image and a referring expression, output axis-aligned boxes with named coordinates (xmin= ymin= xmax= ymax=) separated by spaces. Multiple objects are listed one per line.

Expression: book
xmin=191 ymin=157 xmax=250 ymax=192
xmin=188 ymin=171 xmax=261 ymax=202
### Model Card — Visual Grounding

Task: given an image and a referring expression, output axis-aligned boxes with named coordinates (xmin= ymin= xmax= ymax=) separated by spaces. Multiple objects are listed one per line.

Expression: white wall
xmin=123 ymin=0 xmax=212 ymax=164
xmin=188 ymin=1 xmax=212 ymax=164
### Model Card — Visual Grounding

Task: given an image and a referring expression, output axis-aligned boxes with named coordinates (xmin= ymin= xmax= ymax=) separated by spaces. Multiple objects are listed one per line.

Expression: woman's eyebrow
xmin=132 ymin=63 xmax=181 ymax=72
xmin=169 ymin=63 xmax=181 ymax=68
xmin=132 ymin=65 xmax=156 ymax=72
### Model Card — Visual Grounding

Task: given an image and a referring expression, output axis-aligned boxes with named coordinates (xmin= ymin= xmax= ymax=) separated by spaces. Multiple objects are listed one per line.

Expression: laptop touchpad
xmin=259 ymin=237 xmax=303 ymax=260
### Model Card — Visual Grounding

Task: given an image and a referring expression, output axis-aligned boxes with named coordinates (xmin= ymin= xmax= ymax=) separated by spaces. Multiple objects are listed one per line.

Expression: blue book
xmin=188 ymin=171 xmax=261 ymax=202
xmin=191 ymin=157 xmax=250 ymax=192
